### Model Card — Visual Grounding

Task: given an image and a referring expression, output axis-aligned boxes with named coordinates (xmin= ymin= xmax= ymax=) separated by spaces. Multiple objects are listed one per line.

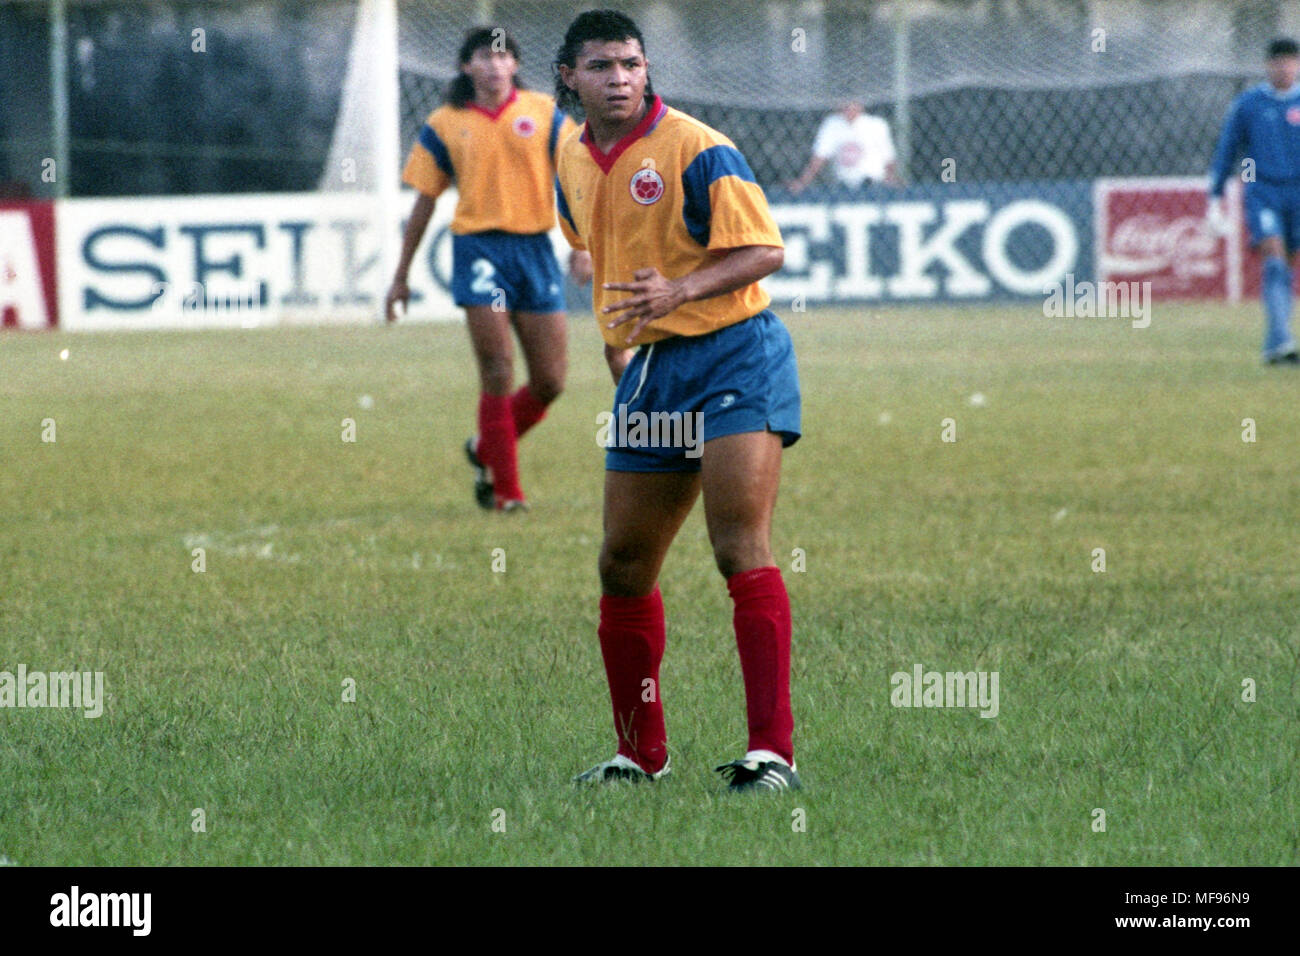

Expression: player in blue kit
xmin=1209 ymin=37 xmax=1300 ymax=364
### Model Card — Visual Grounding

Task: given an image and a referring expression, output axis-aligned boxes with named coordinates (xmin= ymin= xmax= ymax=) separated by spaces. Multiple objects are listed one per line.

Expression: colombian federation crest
xmin=513 ymin=115 xmax=536 ymax=137
xmin=629 ymin=167 xmax=665 ymax=205
xmin=1288 ymin=106 xmax=1300 ymax=125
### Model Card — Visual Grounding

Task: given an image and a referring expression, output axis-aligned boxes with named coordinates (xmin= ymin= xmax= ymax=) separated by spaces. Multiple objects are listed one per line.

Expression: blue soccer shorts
xmin=604 ymin=309 xmax=802 ymax=473
xmin=1244 ymin=180 xmax=1300 ymax=251
xmin=450 ymin=231 xmax=566 ymax=313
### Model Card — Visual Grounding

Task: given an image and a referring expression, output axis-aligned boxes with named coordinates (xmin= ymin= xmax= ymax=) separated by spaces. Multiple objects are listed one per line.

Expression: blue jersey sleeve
xmin=1209 ymin=97 xmax=1246 ymax=198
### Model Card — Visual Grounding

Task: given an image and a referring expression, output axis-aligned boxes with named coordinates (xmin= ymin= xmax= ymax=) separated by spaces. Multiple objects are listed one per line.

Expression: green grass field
xmin=1 ymin=302 xmax=1297 ymax=865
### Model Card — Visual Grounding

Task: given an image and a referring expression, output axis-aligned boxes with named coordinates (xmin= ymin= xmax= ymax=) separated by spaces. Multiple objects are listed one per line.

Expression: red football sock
xmin=597 ymin=588 xmax=668 ymax=773
xmin=477 ymin=392 xmax=523 ymax=504
xmin=510 ymin=385 xmax=550 ymax=440
xmin=727 ymin=566 xmax=794 ymax=764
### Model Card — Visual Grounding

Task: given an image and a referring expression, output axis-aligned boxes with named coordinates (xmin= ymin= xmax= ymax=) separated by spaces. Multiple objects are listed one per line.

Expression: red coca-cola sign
xmin=1095 ymin=180 xmax=1237 ymax=300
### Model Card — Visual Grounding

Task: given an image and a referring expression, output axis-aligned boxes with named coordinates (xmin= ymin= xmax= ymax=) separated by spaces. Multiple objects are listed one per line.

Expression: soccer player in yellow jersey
xmin=555 ymin=11 xmax=802 ymax=792
xmin=386 ymin=27 xmax=591 ymax=512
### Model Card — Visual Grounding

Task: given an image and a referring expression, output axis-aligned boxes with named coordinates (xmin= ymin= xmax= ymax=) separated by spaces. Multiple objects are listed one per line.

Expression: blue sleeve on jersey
xmin=555 ymin=175 xmax=579 ymax=235
xmin=1209 ymin=97 xmax=1246 ymax=197
xmin=680 ymin=145 xmax=757 ymax=247
xmin=419 ymin=124 xmax=454 ymax=177
xmin=549 ymin=107 xmax=565 ymax=163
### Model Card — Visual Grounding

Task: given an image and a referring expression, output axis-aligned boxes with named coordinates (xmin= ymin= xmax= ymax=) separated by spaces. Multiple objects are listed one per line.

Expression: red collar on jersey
xmin=467 ymin=87 xmax=518 ymax=121
xmin=580 ymin=95 xmax=667 ymax=174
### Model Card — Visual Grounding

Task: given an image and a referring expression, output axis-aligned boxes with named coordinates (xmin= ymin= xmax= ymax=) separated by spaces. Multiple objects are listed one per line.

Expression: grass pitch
xmin=1 ymin=302 xmax=1297 ymax=865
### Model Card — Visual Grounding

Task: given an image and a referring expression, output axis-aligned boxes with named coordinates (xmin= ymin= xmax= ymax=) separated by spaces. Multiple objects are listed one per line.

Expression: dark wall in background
xmin=0 ymin=0 xmax=354 ymax=198
xmin=0 ymin=4 xmax=52 ymax=197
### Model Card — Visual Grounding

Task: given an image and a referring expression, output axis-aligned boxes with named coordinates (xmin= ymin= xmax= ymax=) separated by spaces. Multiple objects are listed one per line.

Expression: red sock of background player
xmin=728 ymin=566 xmax=794 ymax=765
xmin=597 ymin=588 xmax=668 ymax=773
xmin=510 ymin=385 xmax=549 ymax=440
xmin=477 ymin=393 xmax=523 ymax=505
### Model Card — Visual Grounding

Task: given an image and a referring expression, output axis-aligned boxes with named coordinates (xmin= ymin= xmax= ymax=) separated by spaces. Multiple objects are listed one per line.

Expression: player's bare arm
xmin=603 ymin=343 xmax=634 ymax=385
xmin=786 ymin=155 xmax=826 ymax=194
xmin=385 ymin=192 xmax=436 ymax=322
xmin=602 ymin=245 xmax=785 ymax=343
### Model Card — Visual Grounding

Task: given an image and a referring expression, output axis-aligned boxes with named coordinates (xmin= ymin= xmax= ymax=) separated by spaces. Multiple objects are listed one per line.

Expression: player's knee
xmin=529 ymin=376 xmax=563 ymax=405
xmin=598 ymin=542 xmax=652 ymax=595
xmin=478 ymin=357 xmax=513 ymax=395
xmin=710 ymin=533 xmax=771 ymax=579
xmin=597 ymin=546 xmax=633 ymax=590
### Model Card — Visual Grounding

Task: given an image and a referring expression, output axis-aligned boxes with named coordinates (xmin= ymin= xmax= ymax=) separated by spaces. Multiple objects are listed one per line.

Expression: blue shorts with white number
xmin=450 ymin=231 xmax=566 ymax=312
xmin=605 ymin=309 xmax=801 ymax=474
xmin=1244 ymin=180 xmax=1300 ymax=251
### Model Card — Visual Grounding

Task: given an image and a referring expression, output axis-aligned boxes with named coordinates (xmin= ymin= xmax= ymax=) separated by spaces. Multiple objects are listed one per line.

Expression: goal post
xmin=320 ymin=0 xmax=402 ymax=322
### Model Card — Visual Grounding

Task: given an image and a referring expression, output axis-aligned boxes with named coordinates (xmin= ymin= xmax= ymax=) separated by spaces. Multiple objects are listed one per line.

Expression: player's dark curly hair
xmin=446 ymin=26 xmax=524 ymax=108
xmin=1268 ymin=37 xmax=1300 ymax=59
xmin=552 ymin=9 xmax=655 ymax=116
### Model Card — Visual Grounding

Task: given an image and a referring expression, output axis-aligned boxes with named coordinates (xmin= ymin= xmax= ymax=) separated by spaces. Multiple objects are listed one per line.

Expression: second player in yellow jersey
xmin=386 ymin=27 xmax=590 ymax=513
xmin=405 ymin=87 xmax=577 ymax=236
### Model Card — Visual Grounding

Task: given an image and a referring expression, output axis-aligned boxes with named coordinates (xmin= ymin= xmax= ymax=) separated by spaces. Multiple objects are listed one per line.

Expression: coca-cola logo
xmin=1105 ymin=213 xmax=1220 ymax=279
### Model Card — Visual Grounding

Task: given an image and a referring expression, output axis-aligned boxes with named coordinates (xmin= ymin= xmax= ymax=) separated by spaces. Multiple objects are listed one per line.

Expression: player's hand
xmin=569 ymin=250 xmax=593 ymax=285
xmin=602 ymin=267 xmax=687 ymax=344
xmin=384 ymin=277 xmax=410 ymax=323
xmin=1205 ymin=197 xmax=1230 ymax=237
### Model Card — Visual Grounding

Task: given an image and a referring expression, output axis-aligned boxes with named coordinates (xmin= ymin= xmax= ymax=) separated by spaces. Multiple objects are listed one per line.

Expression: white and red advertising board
xmin=54 ymin=192 xmax=468 ymax=331
xmin=1095 ymin=177 xmax=1249 ymax=302
xmin=0 ymin=200 xmax=59 ymax=329
xmin=0 ymin=179 xmax=1271 ymax=333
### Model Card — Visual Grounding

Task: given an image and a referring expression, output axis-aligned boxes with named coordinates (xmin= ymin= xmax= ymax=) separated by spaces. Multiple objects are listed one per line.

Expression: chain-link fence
xmin=4 ymin=0 xmax=1299 ymax=198
xmin=395 ymin=0 xmax=1295 ymax=190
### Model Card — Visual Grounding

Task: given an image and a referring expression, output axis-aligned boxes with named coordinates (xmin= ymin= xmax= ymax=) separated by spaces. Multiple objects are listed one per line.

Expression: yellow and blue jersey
xmin=555 ymin=95 xmax=784 ymax=347
xmin=403 ymin=88 xmax=577 ymax=235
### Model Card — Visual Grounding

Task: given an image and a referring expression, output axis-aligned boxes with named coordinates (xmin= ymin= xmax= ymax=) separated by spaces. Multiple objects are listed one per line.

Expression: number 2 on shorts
xmin=470 ymin=258 xmax=496 ymax=295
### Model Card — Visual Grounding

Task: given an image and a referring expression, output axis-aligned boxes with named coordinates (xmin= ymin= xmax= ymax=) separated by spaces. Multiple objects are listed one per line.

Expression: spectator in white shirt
xmin=786 ymin=100 xmax=903 ymax=193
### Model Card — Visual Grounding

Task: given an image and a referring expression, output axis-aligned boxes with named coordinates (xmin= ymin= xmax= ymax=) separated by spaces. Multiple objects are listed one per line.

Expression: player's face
xmin=1267 ymin=54 xmax=1300 ymax=90
xmin=462 ymin=46 xmax=518 ymax=98
xmin=561 ymin=39 xmax=649 ymax=126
